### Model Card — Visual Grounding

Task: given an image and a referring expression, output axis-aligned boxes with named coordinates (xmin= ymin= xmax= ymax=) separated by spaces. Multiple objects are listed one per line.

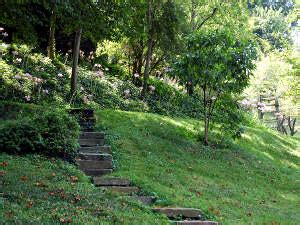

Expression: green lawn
xmin=0 ymin=154 xmax=167 ymax=224
xmin=96 ymin=109 xmax=300 ymax=225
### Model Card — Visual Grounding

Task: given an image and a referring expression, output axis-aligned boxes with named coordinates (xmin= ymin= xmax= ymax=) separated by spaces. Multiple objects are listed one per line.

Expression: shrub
xmin=0 ymin=109 xmax=80 ymax=162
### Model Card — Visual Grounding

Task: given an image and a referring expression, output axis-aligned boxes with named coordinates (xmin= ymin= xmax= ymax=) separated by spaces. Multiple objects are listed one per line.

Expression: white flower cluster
xmin=83 ymin=94 xmax=93 ymax=104
xmin=123 ymin=89 xmax=130 ymax=98
xmin=149 ymin=85 xmax=155 ymax=93
xmin=0 ymin=27 xmax=8 ymax=37
xmin=94 ymin=64 xmax=105 ymax=79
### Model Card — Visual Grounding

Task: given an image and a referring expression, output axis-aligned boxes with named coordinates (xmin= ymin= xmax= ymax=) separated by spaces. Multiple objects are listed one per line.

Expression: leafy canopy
xmin=174 ymin=29 xmax=257 ymax=95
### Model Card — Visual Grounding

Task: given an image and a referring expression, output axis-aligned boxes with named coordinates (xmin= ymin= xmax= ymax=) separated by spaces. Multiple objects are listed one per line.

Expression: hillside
xmin=1 ymin=108 xmax=299 ymax=224
xmin=95 ymin=110 xmax=300 ymax=225
xmin=1 ymin=1 xmax=299 ymax=224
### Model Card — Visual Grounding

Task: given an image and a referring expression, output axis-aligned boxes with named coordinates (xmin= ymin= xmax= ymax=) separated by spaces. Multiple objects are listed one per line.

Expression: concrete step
xmin=77 ymin=153 xmax=112 ymax=161
xmin=174 ymin=221 xmax=219 ymax=225
xmin=153 ymin=208 xmax=203 ymax=219
xmin=93 ymin=177 xmax=130 ymax=186
xmin=104 ymin=186 xmax=139 ymax=194
xmin=82 ymin=169 xmax=113 ymax=176
xmin=79 ymin=139 xmax=105 ymax=147
xmin=78 ymin=146 xmax=111 ymax=154
xmin=131 ymin=196 xmax=156 ymax=205
xmin=78 ymin=159 xmax=112 ymax=170
xmin=80 ymin=132 xmax=105 ymax=139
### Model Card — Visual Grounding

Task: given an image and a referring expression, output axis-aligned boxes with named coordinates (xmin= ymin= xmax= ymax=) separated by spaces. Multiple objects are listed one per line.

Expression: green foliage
xmin=252 ymin=7 xmax=292 ymax=51
xmin=0 ymin=1 xmax=121 ymax=48
xmin=248 ymin=0 xmax=294 ymax=15
xmin=175 ymin=29 xmax=257 ymax=92
xmin=0 ymin=107 xmax=80 ymax=161
xmin=173 ymin=29 xmax=257 ymax=142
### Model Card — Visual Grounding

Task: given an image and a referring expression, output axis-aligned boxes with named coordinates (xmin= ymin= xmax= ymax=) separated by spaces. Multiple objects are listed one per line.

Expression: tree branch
xmin=196 ymin=7 xmax=218 ymax=30
xmin=149 ymin=55 xmax=165 ymax=75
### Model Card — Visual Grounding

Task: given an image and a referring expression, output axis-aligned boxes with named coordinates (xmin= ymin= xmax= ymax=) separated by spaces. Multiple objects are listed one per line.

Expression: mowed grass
xmin=0 ymin=154 xmax=168 ymax=224
xmin=96 ymin=109 xmax=300 ymax=225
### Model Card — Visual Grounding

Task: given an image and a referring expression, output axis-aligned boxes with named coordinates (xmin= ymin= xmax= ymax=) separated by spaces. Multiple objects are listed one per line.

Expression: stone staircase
xmin=70 ymin=109 xmax=220 ymax=225
xmin=70 ymin=109 xmax=150 ymax=201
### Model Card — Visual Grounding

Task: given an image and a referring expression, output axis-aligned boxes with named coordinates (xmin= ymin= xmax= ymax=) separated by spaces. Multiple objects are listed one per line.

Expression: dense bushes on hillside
xmin=1 ymin=43 xmax=205 ymax=118
xmin=1 ymin=43 xmax=248 ymax=138
xmin=0 ymin=106 xmax=80 ymax=161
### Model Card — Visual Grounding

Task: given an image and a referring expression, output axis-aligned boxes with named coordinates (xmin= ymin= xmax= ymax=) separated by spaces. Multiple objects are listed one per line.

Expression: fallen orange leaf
xmin=0 ymin=162 xmax=8 ymax=167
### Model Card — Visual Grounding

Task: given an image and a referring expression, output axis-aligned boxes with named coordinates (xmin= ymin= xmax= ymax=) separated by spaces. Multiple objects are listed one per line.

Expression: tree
xmin=174 ymin=0 xmax=253 ymax=95
xmin=120 ymin=0 xmax=181 ymax=98
xmin=61 ymin=0 xmax=121 ymax=95
xmin=173 ymin=30 xmax=257 ymax=145
xmin=247 ymin=0 xmax=294 ymax=15
xmin=252 ymin=7 xmax=292 ymax=51
xmin=1 ymin=0 xmax=121 ymax=95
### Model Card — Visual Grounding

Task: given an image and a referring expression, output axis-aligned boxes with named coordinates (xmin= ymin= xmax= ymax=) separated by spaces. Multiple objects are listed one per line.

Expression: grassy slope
xmin=0 ymin=154 xmax=167 ymax=224
xmin=96 ymin=110 xmax=300 ymax=225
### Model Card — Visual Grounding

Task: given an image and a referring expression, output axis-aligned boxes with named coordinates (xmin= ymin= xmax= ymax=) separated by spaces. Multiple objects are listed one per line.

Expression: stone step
xmin=81 ymin=127 xmax=95 ymax=132
xmin=93 ymin=177 xmax=130 ymax=186
xmin=69 ymin=108 xmax=94 ymax=118
xmin=174 ymin=221 xmax=219 ymax=225
xmin=153 ymin=208 xmax=203 ymax=219
xmin=82 ymin=169 xmax=113 ymax=176
xmin=77 ymin=153 xmax=112 ymax=161
xmin=104 ymin=186 xmax=139 ymax=194
xmin=80 ymin=132 xmax=105 ymax=139
xmin=79 ymin=139 xmax=105 ymax=147
xmin=79 ymin=117 xmax=96 ymax=123
xmin=79 ymin=122 xmax=95 ymax=130
xmin=131 ymin=196 xmax=156 ymax=205
xmin=78 ymin=159 xmax=113 ymax=170
xmin=78 ymin=146 xmax=111 ymax=154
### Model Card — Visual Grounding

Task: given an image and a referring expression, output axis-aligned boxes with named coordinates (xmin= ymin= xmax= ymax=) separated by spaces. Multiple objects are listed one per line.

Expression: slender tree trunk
xmin=190 ymin=0 xmax=197 ymax=31
xmin=47 ymin=9 xmax=56 ymax=60
xmin=141 ymin=0 xmax=154 ymax=99
xmin=203 ymin=85 xmax=209 ymax=145
xmin=71 ymin=28 xmax=82 ymax=95
xmin=186 ymin=0 xmax=197 ymax=96
xmin=142 ymin=38 xmax=153 ymax=97
xmin=204 ymin=116 xmax=209 ymax=145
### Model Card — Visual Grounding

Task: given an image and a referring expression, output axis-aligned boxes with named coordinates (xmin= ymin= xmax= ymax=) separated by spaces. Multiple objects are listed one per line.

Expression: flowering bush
xmin=0 ymin=43 xmax=69 ymax=104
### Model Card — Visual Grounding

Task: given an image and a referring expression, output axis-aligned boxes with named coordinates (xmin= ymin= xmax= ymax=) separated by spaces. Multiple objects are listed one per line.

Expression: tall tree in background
xmin=252 ymin=6 xmax=292 ymax=51
xmin=121 ymin=0 xmax=181 ymax=98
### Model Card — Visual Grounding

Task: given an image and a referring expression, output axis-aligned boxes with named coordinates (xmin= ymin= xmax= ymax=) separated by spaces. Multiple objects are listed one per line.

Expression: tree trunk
xmin=141 ymin=38 xmax=153 ymax=97
xmin=204 ymin=117 xmax=209 ymax=145
xmin=71 ymin=28 xmax=82 ymax=95
xmin=141 ymin=0 xmax=154 ymax=99
xmin=186 ymin=81 xmax=194 ymax=95
xmin=190 ymin=0 xmax=197 ymax=31
xmin=47 ymin=9 xmax=56 ymax=60
xmin=203 ymin=85 xmax=209 ymax=145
